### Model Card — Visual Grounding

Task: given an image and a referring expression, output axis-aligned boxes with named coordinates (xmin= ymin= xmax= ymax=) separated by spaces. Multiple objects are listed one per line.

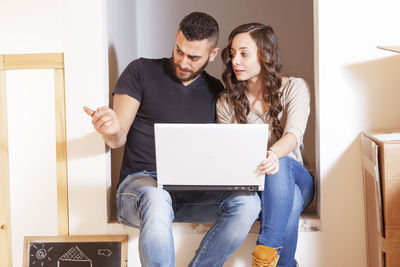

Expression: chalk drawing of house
xmin=57 ymin=246 xmax=93 ymax=267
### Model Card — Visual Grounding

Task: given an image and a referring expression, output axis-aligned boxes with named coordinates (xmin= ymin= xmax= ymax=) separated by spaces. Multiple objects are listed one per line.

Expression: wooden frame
xmin=23 ymin=235 xmax=128 ymax=267
xmin=0 ymin=55 xmax=13 ymax=267
xmin=0 ymin=53 xmax=69 ymax=266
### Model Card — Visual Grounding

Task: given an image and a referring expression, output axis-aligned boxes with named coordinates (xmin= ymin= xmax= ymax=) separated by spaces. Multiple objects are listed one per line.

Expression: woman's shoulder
xmin=282 ymin=77 xmax=310 ymax=99
xmin=216 ymin=93 xmax=230 ymax=108
xmin=289 ymin=77 xmax=308 ymax=87
xmin=284 ymin=76 xmax=308 ymax=89
xmin=216 ymin=94 xmax=235 ymax=123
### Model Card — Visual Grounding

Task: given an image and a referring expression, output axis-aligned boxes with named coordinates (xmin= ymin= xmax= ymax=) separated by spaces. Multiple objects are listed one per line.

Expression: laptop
xmin=154 ymin=123 xmax=268 ymax=191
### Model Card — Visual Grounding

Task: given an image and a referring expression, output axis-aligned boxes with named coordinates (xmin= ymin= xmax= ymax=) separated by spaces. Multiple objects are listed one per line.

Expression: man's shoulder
xmin=202 ymin=71 xmax=220 ymax=82
xmin=122 ymin=58 xmax=169 ymax=81
xmin=127 ymin=57 xmax=165 ymax=68
xmin=202 ymin=71 xmax=224 ymax=93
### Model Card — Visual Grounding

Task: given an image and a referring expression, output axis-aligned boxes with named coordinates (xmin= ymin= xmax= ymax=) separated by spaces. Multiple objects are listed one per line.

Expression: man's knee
xmin=224 ymin=192 xmax=261 ymax=220
xmin=117 ymin=191 xmax=141 ymax=227
xmin=140 ymin=187 xmax=173 ymax=211
xmin=117 ymin=178 xmax=173 ymax=227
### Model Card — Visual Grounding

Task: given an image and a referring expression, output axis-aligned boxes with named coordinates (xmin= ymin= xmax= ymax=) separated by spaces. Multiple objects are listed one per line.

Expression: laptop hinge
xmin=161 ymin=185 xmax=259 ymax=191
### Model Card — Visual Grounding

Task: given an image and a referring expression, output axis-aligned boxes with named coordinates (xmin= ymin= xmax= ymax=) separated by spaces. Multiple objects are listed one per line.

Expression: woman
xmin=217 ymin=23 xmax=315 ymax=267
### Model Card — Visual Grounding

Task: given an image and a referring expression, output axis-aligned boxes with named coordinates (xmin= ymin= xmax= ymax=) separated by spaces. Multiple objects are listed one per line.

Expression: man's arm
xmin=83 ymin=94 xmax=140 ymax=149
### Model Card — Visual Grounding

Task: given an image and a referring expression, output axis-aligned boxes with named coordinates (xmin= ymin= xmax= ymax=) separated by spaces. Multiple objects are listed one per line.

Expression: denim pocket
xmin=116 ymin=193 xmax=140 ymax=228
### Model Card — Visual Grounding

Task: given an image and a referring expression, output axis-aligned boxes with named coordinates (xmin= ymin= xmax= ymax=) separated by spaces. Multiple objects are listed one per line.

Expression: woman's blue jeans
xmin=258 ymin=156 xmax=315 ymax=267
xmin=116 ymin=171 xmax=261 ymax=267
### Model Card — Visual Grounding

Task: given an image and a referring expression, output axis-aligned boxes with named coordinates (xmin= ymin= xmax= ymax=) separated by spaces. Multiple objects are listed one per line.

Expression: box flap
xmin=362 ymin=129 xmax=400 ymax=145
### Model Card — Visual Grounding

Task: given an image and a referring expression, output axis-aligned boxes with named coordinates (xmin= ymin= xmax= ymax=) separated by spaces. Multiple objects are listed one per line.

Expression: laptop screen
xmin=155 ymin=123 xmax=268 ymax=191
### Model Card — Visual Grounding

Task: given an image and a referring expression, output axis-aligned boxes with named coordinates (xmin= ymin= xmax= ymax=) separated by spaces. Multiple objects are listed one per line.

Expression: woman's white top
xmin=216 ymin=77 xmax=310 ymax=164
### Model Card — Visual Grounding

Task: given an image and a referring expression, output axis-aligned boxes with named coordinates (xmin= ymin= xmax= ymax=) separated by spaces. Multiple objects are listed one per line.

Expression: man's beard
xmin=171 ymin=54 xmax=210 ymax=82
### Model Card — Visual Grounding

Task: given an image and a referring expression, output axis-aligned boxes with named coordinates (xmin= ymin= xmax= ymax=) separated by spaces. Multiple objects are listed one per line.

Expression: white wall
xmin=0 ymin=0 xmax=63 ymax=54
xmin=316 ymin=0 xmax=400 ymax=266
xmin=3 ymin=0 xmax=400 ymax=266
xmin=107 ymin=0 xmax=138 ymax=221
xmin=63 ymin=0 xmax=112 ymax=234
xmin=6 ymin=70 xmax=59 ymax=267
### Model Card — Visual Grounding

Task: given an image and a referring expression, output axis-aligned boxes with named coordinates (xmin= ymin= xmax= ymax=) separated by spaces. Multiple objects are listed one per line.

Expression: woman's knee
xmin=266 ymin=157 xmax=294 ymax=182
xmin=292 ymin=186 xmax=304 ymax=215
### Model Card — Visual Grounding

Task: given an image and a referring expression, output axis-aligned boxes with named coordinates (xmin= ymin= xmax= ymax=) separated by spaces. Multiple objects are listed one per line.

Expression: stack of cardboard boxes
xmin=361 ymin=130 xmax=400 ymax=267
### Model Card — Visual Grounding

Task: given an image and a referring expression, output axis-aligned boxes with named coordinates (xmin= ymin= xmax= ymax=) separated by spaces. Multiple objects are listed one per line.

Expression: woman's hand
xmin=259 ymin=149 xmax=279 ymax=175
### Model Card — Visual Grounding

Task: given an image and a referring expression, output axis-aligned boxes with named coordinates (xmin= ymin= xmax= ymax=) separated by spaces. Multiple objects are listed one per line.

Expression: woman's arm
xmin=269 ymin=132 xmax=297 ymax=158
xmin=259 ymin=78 xmax=311 ymax=174
xmin=258 ymin=132 xmax=297 ymax=174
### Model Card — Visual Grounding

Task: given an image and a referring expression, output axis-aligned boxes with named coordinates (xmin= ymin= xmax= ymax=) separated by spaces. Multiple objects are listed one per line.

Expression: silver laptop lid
xmin=154 ymin=123 xmax=268 ymax=191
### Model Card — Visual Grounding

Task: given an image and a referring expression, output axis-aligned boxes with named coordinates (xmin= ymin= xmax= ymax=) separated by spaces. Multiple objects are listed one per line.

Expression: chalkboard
xmin=23 ymin=235 xmax=128 ymax=267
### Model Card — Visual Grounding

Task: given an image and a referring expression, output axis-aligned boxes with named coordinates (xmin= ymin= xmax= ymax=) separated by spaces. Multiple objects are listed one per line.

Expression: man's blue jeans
xmin=258 ymin=156 xmax=315 ymax=267
xmin=116 ymin=171 xmax=261 ymax=267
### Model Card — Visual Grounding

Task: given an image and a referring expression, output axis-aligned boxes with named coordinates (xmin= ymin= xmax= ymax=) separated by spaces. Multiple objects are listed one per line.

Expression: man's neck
xmin=182 ymin=74 xmax=201 ymax=86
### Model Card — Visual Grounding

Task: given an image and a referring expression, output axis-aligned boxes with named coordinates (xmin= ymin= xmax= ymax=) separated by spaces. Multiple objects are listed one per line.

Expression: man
xmin=84 ymin=12 xmax=260 ymax=267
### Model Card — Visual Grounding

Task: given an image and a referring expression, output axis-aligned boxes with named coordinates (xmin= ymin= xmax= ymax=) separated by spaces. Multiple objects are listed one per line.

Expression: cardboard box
xmin=361 ymin=130 xmax=400 ymax=267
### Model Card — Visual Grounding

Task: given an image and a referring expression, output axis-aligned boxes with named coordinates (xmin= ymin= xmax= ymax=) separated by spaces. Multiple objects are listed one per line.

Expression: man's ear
xmin=208 ymin=47 xmax=221 ymax=62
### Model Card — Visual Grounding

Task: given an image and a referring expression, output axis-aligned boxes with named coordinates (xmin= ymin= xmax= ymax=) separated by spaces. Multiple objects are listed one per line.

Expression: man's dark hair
xmin=179 ymin=12 xmax=219 ymax=48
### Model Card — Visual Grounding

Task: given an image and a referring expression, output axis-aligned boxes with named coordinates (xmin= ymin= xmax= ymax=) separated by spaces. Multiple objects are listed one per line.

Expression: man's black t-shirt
xmin=113 ymin=58 xmax=224 ymax=183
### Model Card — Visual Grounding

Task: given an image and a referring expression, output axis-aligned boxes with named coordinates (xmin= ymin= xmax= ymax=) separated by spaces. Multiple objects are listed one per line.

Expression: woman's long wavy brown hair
xmin=221 ymin=23 xmax=284 ymax=139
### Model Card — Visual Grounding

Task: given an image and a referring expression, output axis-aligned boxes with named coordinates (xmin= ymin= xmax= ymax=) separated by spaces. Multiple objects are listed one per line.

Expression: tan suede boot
xmin=252 ymin=245 xmax=280 ymax=267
